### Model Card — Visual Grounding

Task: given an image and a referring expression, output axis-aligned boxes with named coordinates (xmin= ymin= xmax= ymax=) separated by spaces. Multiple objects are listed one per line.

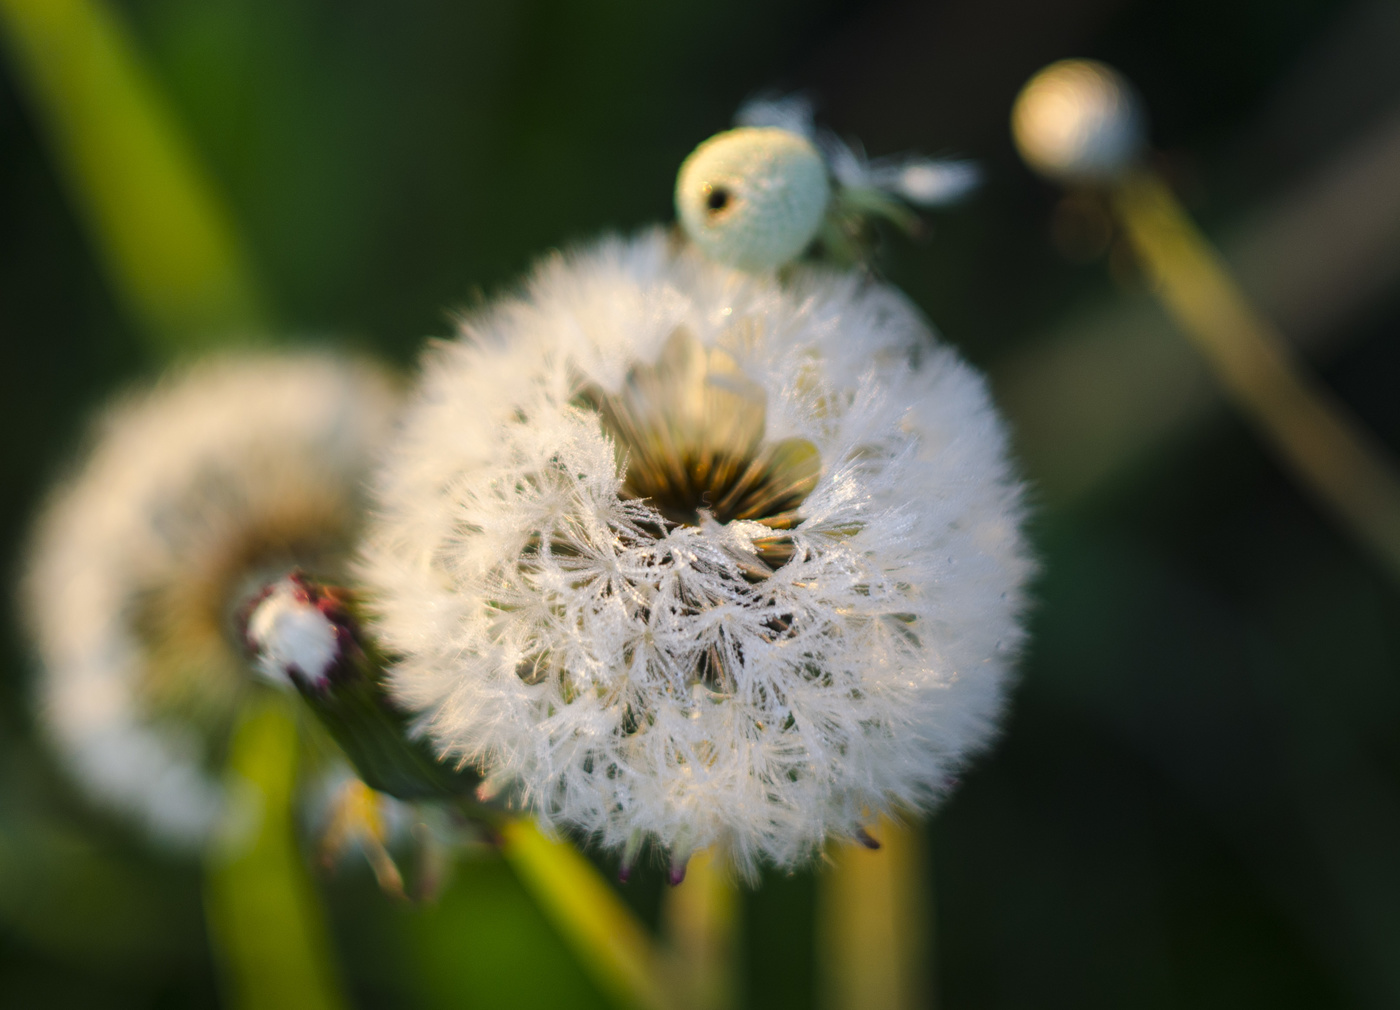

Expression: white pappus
xmin=360 ymin=228 xmax=1032 ymax=876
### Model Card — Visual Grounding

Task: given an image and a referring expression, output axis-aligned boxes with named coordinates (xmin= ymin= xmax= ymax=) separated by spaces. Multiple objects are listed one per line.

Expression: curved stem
xmin=496 ymin=818 xmax=676 ymax=1010
xmin=1112 ymin=169 xmax=1400 ymax=583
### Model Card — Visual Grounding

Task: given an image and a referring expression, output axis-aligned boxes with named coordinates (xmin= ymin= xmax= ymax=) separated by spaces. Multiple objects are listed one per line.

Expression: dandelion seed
xmin=23 ymin=352 xmax=398 ymax=846
xmin=362 ymin=230 xmax=1032 ymax=874
xmin=737 ymin=94 xmax=980 ymax=209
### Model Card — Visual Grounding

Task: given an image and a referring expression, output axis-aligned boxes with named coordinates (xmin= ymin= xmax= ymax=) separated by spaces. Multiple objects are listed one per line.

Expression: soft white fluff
xmin=245 ymin=579 xmax=340 ymax=691
xmin=363 ymin=230 xmax=1031 ymax=871
xmin=24 ymin=351 xmax=398 ymax=847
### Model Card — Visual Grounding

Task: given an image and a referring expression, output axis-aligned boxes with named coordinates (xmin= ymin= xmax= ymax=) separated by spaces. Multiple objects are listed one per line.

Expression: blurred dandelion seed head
xmin=361 ymin=230 xmax=1032 ymax=873
xmin=24 ymin=352 xmax=398 ymax=846
xmin=1012 ymin=59 xmax=1145 ymax=182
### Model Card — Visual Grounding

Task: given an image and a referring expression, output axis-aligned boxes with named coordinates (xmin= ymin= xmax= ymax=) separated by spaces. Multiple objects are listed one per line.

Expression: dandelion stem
xmin=0 ymin=0 xmax=267 ymax=351
xmin=1111 ymin=169 xmax=1400 ymax=583
xmin=497 ymin=818 xmax=675 ymax=1010
xmin=661 ymin=847 xmax=738 ymax=1010
xmin=204 ymin=695 xmax=349 ymax=1010
xmin=818 ymin=817 xmax=930 ymax=1010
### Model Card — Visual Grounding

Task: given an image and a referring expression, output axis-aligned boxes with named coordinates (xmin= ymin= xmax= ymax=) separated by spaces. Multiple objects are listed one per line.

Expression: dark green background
xmin=4 ymin=0 xmax=1399 ymax=1006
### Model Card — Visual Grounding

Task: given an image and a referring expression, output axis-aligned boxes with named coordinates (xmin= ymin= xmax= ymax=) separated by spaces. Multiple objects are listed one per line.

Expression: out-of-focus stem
xmin=1111 ymin=169 xmax=1400 ymax=582
xmin=0 ymin=0 xmax=266 ymax=351
xmin=204 ymin=696 xmax=348 ymax=1010
xmin=498 ymin=818 xmax=675 ymax=1010
xmin=818 ymin=817 xmax=930 ymax=1010
xmin=661 ymin=847 xmax=738 ymax=1010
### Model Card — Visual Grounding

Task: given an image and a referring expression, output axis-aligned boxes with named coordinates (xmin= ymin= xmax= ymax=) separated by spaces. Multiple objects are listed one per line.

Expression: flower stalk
xmin=498 ymin=819 xmax=677 ymax=1010
xmin=661 ymin=847 xmax=738 ymax=1010
xmin=204 ymin=696 xmax=349 ymax=1010
xmin=818 ymin=817 xmax=930 ymax=1010
xmin=1013 ymin=59 xmax=1400 ymax=585
xmin=1109 ymin=169 xmax=1400 ymax=582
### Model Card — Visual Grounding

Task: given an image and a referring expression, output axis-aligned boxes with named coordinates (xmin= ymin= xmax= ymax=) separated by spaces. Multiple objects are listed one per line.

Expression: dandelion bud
xmin=238 ymin=572 xmax=481 ymax=804
xmin=720 ymin=94 xmax=980 ymax=268
xmin=1012 ymin=59 xmax=1146 ymax=182
xmin=676 ymin=126 xmax=831 ymax=272
xmin=362 ymin=230 xmax=1033 ymax=875
xmin=243 ymin=572 xmax=353 ymax=692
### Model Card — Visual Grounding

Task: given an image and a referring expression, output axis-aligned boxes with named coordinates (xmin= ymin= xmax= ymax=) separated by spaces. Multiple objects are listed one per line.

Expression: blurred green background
xmin=3 ymin=0 xmax=1400 ymax=1007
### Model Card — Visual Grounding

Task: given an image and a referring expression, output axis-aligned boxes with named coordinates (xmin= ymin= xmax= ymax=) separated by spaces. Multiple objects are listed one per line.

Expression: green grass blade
xmin=499 ymin=818 xmax=675 ymax=1010
xmin=0 ymin=0 xmax=267 ymax=350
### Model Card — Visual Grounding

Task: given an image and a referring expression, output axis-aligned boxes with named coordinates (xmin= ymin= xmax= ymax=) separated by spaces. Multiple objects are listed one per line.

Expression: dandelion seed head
xmin=362 ymin=230 xmax=1031 ymax=873
xmin=23 ymin=351 xmax=398 ymax=846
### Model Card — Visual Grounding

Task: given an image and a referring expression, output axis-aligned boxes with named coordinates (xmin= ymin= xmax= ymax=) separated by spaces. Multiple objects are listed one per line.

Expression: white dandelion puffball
xmin=676 ymin=126 xmax=831 ymax=272
xmin=363 ymin=229 xmax=1031 ymax=872
xmin=1012 ymin=59 xmax=1145 ymax=181
xmin=24 ymin=351 xmax=399 ymax=846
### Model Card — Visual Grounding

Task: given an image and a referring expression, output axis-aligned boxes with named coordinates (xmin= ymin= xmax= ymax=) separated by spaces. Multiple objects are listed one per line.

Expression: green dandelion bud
xmin=676 ymin=126 xmax=831 ymax=272
xmin=240 ymin=571 xmax=479 ymax=803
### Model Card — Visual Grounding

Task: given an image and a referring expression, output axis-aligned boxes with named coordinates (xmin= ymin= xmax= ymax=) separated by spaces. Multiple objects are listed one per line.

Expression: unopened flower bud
xmin=1012 ymin=59 xmax=1145 ymax=182
xmin=676 ymin=126 xmax=831 ymax=272
xmin=239 ymin=572 xmax=481 ymax=804
xmin=243 ymin=572 xmax=355 ymax=692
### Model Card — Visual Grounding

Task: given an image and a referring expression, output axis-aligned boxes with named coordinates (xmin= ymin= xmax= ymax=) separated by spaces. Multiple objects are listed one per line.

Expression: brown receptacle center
xmin=575 ymin=327 xmax=820 ymax=572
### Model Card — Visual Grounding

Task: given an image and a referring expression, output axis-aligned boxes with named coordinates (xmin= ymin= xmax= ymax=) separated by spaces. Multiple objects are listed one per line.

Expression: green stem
xmin=1112 ymin=170 xmax=1400 ymax=583
xmin=497 ymin=818 xmax=675 ymax=1010
xmin=818 ymin=817 xmax=931 ymax=1010
xmin=660 ymin=847 xmax=738 ymax=1010
xmin=204 ymin=696 xmax=349 ymax=1010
